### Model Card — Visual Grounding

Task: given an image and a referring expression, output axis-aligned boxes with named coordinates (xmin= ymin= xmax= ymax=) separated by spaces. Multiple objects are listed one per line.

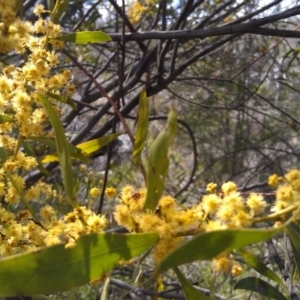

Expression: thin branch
xmin=158 ymin=0 xmax=195 ymax=73
xmin=72 ymin=0 xmax=102 ymax=31
xmin=238 ymin=182 xmax=269 ymax=192
xmin=108 ymin=0 xmax=147 ymax=53
xmin=195 ymin=0 xmax=236 ymax=29
xmin=108 ymin=6 xmax=300 ymax=41
xmin=227 ymin=0 xmax=282 ymax=26
xmin=110 ymin=277 xmax=226 ymax=300
xmin=110 ymin=278 xmax=185 ymax=299
xmin=231 ymin=23 xmax=300 ymax=80
xmin=108 ymin=27 xmax=300 ymax=41
xmin=174 ymin=76 xmax=300 ymax=127
xmin=62 ymin=49 xmax=135 ymax=146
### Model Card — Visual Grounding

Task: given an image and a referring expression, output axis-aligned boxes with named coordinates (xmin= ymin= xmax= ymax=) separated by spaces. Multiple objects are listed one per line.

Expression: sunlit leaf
xmin=173 ymin=267 xmax=208 ymax=300
xmin=0 ymin=232 xmax=158 ymax=296
xmin=29 ymin=136 xmax=88 ymax=162
xmin=41 ymin=154 xmax=59 ymax=163
xmin=133 ymin=89 xmax=148 ymax=166
xmin=57 ymin=31 xmax=111 ymax=44
xmin=37 ymin=134 xmax=123 ymax=162
xmin=144 ymin=106 xmax=178 ymax=211
xmin=238 ymin=249 xmax=284 ymax=286
xmin=0 ymin=114 xmax=14 ymax=124
xmin=234 ymin=277 xmax=288 ymax=300
xmin=37 ymin=93 xmax=77 ymax=207
xmin=155 ymin=227 xmax=282 ymax=275
xmin=77 ymin=133 xmax=124 ymax=155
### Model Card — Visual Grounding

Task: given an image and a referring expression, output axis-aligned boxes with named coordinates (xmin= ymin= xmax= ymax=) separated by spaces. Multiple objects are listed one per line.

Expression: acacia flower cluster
xmin=0 ymin=1 xmax=32 ymax=53
xmin=114 ymin=186 xmax=186 ymax=262
xmin=127 ymin=0 xmax=156 ymax=24
xmin=1 ymin=2 xmax=300 ymax=285
xmin=0 ymin=205 xmax=107 ymax=256
xmin=113 ymin=182 xmax=268 ymax=274
xmin=0 ymin=1 xmax=71 ymax=205
xmin=270 ymin=169 xmax=300 ymax=215
xmin=0 ymin=2 xmax=108 ymax=257
xmin=116 ymin=169 xmax=300 ymax=274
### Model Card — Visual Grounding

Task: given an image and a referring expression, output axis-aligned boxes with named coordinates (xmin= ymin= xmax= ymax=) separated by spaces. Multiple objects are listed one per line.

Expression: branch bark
xmin=108 ymin=6 xmax=300 ymax=41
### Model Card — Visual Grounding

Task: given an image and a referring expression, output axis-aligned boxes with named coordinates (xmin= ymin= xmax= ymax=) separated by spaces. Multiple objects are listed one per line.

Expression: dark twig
xmin=72 ymin=0 xmax=102 ymax=31
xmin=110 ymin=278 xmax=184 ymax=299
xmin=110 ymin=277 xmax=226 ymax=299
xmin=62 ymin=49 xmax=135 ymax=146
xmin=108 ymin=0 xmax=147 ymax=52
xmin=108 ymin=27 xmax=300 ymax=41
xmin=107 ymin=6 xmax=300 ymax=41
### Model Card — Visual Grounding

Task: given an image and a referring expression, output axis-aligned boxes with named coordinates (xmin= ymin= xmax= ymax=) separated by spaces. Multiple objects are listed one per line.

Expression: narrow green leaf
xmin=23 ymin=140 xmax=37 ymax=156
xmin=286 ymin=223 xmax=300 ymax=276
xmin=0 ymin=114 xmax=14 ymax=124
xmin=155 ymin=227 xmax=282 ymax=275
xmin=0 ymin=232 xmax=158 ymax=296
xmin=57 ymin=31 xmax=111 ymax=44
xmin=47 ymin=0 xmax=55 ymax=11
xmin=67 ymin=288 xmax=76 ymax=300
xmin=290 ymin=240 xmax=300 ymax=281
xmin=238 ymin=249 xmax=284 ymax=286
xmin=14 ymin=0 xmax=23 ymax=16
xmin=14 ymin=136 xmax=24 ymax=157
xmin=5 ymin=170 xmax=40 ymax=224
xmin=27 ymin=136 xmax=57 ymax=150
xmin=133 ymin=89 xmax=148 ymax=166
xmin=76 ymin=133 xmax=124 ymax=155
xmin=47 ymin=92 xmax=77 ymax=110
xmin=144 ymin=106 xmax=178 ymax=212
xmin=0 ymin=147 xmax=10 ymax=162
xmin=36 ymin=162 xmax=51 ymax=176
xmin=51 ymin=0 xmax=69 ymax=24
xmin=173 ymin=267 xmax=208 ymax=300
xmin=23 ymin=141 xmax=50 ymax=176
xmin=64 ymin=143 xmax=89 ymax=162
xmin=286 ymin=223 xmax=300 ymax=252
xmin=28 ymin=136 xmax=88 ymax=162
xmin=234 ymin=277 xmax=288 ymax=300
xmin=37 ymin=93 xmax=77 ymax=207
